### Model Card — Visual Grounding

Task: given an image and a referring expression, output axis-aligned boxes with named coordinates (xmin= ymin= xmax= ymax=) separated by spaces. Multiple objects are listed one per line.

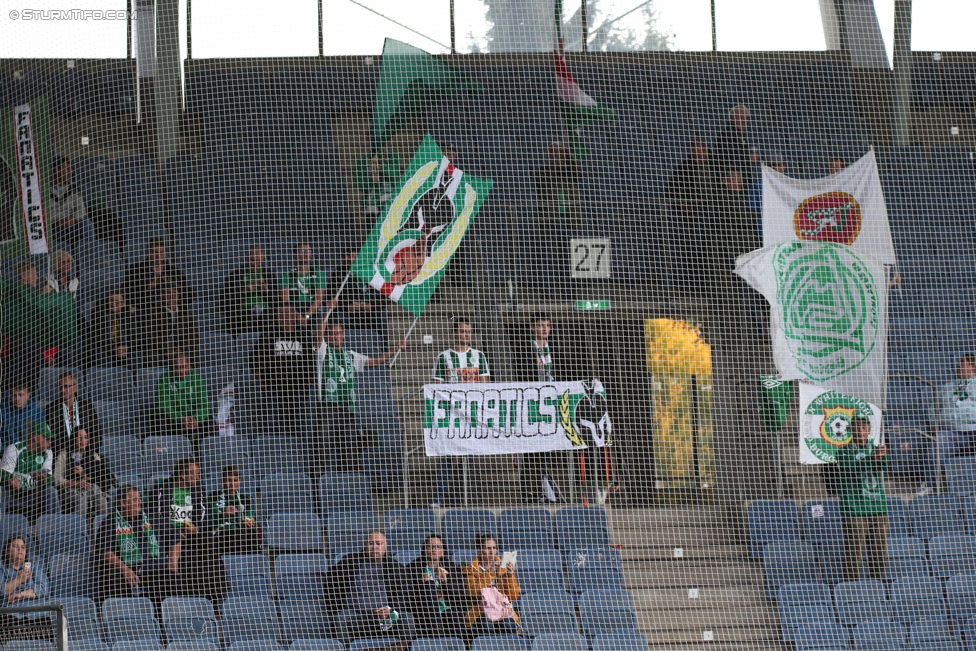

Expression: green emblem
xmin=773 ymin=242 xmax=879 ymax=382
xmin=801 ymin=390 xmax=875 ymax=463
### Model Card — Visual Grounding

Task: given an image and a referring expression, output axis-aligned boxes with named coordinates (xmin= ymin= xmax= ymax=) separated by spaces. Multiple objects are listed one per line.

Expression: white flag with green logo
xmin=735 ymin=241 xmax=889 ymax=408
xmin=799 ymin=382 xmax=882 ymax=465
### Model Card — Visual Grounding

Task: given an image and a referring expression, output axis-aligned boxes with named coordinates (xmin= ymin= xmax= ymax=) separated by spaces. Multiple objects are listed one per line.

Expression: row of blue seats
xmin=779 ymin=577 xmax=976 ymax=644
xmin=792 ymin=618 xmax=969 ymax=651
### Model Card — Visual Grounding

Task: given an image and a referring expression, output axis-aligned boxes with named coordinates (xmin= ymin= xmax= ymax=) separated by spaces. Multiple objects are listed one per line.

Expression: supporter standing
xmin=153 ymin=349 xmax=213 ymax=448
xmin=829 ymin=157 xmax=846 ymax=175
xmin=279 ymin=241 xmax=327 ymax=322
xmin=53 ymin=427 xmax=115 ymax=519
xmin=353 ymin=151 xmax=400 ymax=220
xmin=0 ymin=383 xmax=45 ymax=447
xmin=6 ymin=261 xmax=44 ymax=392
xmin=44 ymin=370 xmax=102 ymax=455
xmin=220 ymin=243 xmax=277 ymax=336
xmin=919 ymin=354 xmax=976 ymax=495
xmin=49 ymin=157 xmax=94 ymax=251
xmin=329 ymin=250 xmax=381 ymax=332
xmin=206 ymin=465 xmax=258 ymax=555
xmin=249 ymin=304 xmax=315 ymax=440
xmin=535 ymin=142 xmax=583 ymax=223
xmin=665 ymin=137 xmax=716 ymax=218
xmin=125 ymin=237 xmax=193 ymax=318
xmin=746 ymin=152 xmax=787 ymax=218
xmin=406 ymin=535 xmax=465 ymax=639
xmin=1 ymin=422 xmax=61 ymax=524
xmin=839 ymin=418 xmax=889 ymax=582
xmin=324 ymin=530 xmax=415 ymax=647
xmin=88 ymin=288 xmax=133 ymax=368
xmin=463 ymin=533 xmax=520 ymax=637
xmin=713 ymin=105 xmax=760 ymax=188
xmin=431 ymin=316 xmax=489 ymax=508
xmin=314 ymin=322 xmax=405 ymax=474
xmin=144 ymin=283 xmax=200 ymax=368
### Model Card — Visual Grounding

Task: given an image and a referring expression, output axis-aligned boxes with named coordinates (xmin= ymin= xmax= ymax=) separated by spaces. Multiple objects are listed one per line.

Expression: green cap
xmin=30 ymin=421 xmax=55 ymax=439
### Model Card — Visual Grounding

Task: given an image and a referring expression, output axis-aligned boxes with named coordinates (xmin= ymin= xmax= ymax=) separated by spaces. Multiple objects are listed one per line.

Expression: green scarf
xmin=424 ymin=567 xmax=450 ymax=613
xmin=114 ymin=509 xmax=159 ymax=567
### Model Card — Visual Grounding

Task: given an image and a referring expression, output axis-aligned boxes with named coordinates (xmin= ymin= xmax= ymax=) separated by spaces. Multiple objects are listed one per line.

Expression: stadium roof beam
xmin=819 ymin=0 xmax=889 ymax=69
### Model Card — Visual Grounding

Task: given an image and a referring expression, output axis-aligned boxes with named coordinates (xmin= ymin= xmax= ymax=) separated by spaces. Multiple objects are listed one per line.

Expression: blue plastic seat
xmin=275 ymin=553 xmax=330 ymax=604
xmin=500 ymin=508 xmax=554 ymax=550
xmin=929 ymin=534 xmax=976 ymax=579
xmin=947 ymin=574 xmax=976 ymax=625
xmin=804 ymin=500 xmax=844 ymax=585
xmin=779 ymin=583 xmax=837 ymax=643
xmin=763 ymin=541 xmax=820 ymax=600
xmin=278 ymin=599 xmax=331 ymax=645
xmin=349 ymin=641 xmax=401 ymax=651
xmin=48 ymin=553 xmax=91 ymax=598
xmin=835 ymin=580 xmax=889 ymax=628
xmin=288 ymin=642 xmax=345 ymax=651
xmin=566 ymin=547 xmax=624 ymax=594
xmin=167 ymin=644 xmax=219 ymax=651
xmin=94 ymin=401 xmax=138 ymax=439
xmin=443 ymin=509 xmax=497 ymax=552
xmin=327 ymin=511 xmax=378 ymax=561
xmin=4 ymin=642 xmax=55 ymax=651
xmin=946 ymin=457 xmax=976 ymax=497
xmin=590 ymin=630 xmax=649 ymax=651
xmin=891 ymin=576 xmax=946 ymax=624
xmin=910 ymin=494 xmax=963 ymax=541
xmin=909 ymin=617 xmax=961 ymax=651
xmin=228 ymin=641 xmax=285 ymax=651
xmin=888 ymin=498 xmax=911 ymax=537
xmin=200 ymin=331 xmax=235 ymax=367
xmin=260 ymin=473 xmax=315 ymax=518
xmin=319 ymin=472 xmax=373 ymax=521
xmin=530 ymin=633 xmax=588 ymax=651
xmin=520 ymin=591 xmax=580 ymax=638
xmin=101 ymin=597 xmax=161 ymax=646
xmin=265 ymin=512 xmax=323 ymax=552
xmin=555 ymin=506 xmax=610 ymax=550
xmin=411 ymin=638 xmax=466 ymax=651
xmin=200 ymin=435 xmax=250 ymax=477
xmin=67 ymin=640 xmax=110 ymax=651
xmin=886 ymin=537 xmax=930 ymax=582
xmin=252 ymin=437 xmax=305 ymax=478
xmin=102 ymin=435 xmax=144 ymax=481
xmin=221 ymin=596 xmax=281 ymax=646
xmin=223 ymin=554 xmax=272 ymax=597
xmin=853 ymin=620 xmax=908 ymax=651
xmin=471 ymin=636 xmax=528 ymax=651
xmin=795 ymin=622 xmax=852 ymax=651
xmin=385 ymin=507 xmax=437 ymax=564
xmin=143 ymin=435 xmax=193 ymax=482
xmin=36 ymin=513 xmax=89 ymax=559
xmin=579 ymin=589 xmax=638 ymax=639
xmin=60 ymin=596 xmax=101 ymax=640
xmin=86 ymin=367 xmax=135 ymax=403
xmin=748 ymin=500 xmax=801 ymax=558
xmin=518 ymin=549 xmax=567 ymax=593
xmin=162 ymin=597 xmax=219 ymax=646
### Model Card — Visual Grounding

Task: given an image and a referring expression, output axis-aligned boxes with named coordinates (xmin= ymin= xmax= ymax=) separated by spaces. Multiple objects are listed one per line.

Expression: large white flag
xmin=736 ymin=241 xmax=889 ymax=408
xmin=762 ymin=148 xmax=895 ymax=264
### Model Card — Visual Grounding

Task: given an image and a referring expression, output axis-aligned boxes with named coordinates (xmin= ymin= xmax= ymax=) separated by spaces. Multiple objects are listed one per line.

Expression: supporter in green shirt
xmin=1 ymin=421 xmax=60 ymax=523
xmin=838 ymin=417 xmax=890 ymax=582
xmin=353 ymin=151 xmax=401 ymax=218
xmin=154 ymin=349 xmax=213 ymax=449
xmin=279 ymin=241 xmax=327 ymax=322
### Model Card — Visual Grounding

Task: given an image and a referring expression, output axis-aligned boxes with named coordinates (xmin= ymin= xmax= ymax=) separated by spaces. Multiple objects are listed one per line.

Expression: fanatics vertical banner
xmin=351 ymin=134 xmax=492 ymax=316
xmin=735 ymin=241 xmax=889 ymax=408
xmin=423 ymin=380 xmax=612 ymax=457
xmin=761 ymin=148 xmax=896 ymax=265
xmin=798 ymin=382 xmax=882 ymax=465
xmin=0 ymin=98 xmax=51 ymax=257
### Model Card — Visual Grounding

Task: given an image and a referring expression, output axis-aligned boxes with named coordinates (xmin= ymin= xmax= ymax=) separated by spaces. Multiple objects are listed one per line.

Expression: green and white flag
xmin=351 ymin=133 xmax=492 ymax=316
xmin=0 ymin=97 xmax=52 ymax=257
xmin=735 ymin=241 xmax=889 ymax=408
xmin=799 ymin=382 xmax=881 ymax=465
xmin=373 ymin=39 xmax=482 ymax=151
xmin=423 ymin=379 xmax=612 ymax=457
xmin=554 ymin=0 xmax=617 ymax=160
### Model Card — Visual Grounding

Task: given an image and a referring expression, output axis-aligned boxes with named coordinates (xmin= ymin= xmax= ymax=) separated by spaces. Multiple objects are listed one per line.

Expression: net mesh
xmin=0 ymin=1 xmax=974 ymax=650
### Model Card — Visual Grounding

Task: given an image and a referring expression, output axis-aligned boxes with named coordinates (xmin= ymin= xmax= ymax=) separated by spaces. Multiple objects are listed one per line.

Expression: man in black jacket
xmin=87 ymin=288 xmax=133 ymax=368
xmin=405 ymin=535 xmax=466 ymax=639
xmin=325 ymin=531 xmax=415 ymax=647
xmin=124 ymin=237 xmax=193 ymax=318
xmin=148 ymin=458 xmax=226 ymax=602
xmin=713 ymin=105 xmax=760 ymax=188
xmin=220 ymin=243 xmax=277 ymax=336
xmin=44 ymin=370 xmax=103 ymax=456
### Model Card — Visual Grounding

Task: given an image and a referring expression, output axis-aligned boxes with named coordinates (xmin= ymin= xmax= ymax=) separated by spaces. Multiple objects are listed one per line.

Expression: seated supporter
xmin=5 ymin=261 xmax=44 ymax=392
xmin=324 ymin=530 xmax=414 ymax=648
xmin=54 ymin=427 xmax=116 ymax=519
xmin=39 ymin=250 xmax=82 ymax=368
xmin=2 ymin=535 xmax=49 ymax=606
xmin=153 ymin=349 xmax=213 ymax=448
xmin=220 ymin=243 xmax=277 ymax=336
xmin=88 ymin=288 xmax=133 ymax=368
xmin=206 ymin=465 xmax=258 ymax=555
xmin=124 ymin=236 xmax=193 ymax=318
xmin=463 ymin=534 xmax=520 ymax=637
xmin=919 ymin=353 xmax=976 ymax=495
xmin=49 ymin=157 xmax=94 ymax=251
xmin=94 ymin=485 xmax=168 ymax=607
xmin=145 ymin=283 xmax=200 ymax=369
xmin=279 ymin=241 xmax=327 ymax=321
xmin=45 ymin=370 xmax=103 ymax=455
xmin=406 ymin=535 xmax=465 ymax=639
xmin=1 ymin=422 xmax=61 ymax=524
xmin=0 ymin=383 xmax=45 ymax=446
xmin=149 ymin=458 xmax=227 ymax=603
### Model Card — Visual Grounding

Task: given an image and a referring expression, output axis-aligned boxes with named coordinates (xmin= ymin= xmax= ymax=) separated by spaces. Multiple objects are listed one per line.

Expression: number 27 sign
xmin=570 ymin=238 xmax=611 ymax=279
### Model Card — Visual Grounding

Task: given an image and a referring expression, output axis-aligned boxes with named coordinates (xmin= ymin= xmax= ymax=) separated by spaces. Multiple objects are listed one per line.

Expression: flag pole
xmin=389 ymin=314 xmax=420 ymax=368
xmin=578 ymin=451 xmax=588 ymax=507
xmin=320 ymin=270 xmax=353 ymax=325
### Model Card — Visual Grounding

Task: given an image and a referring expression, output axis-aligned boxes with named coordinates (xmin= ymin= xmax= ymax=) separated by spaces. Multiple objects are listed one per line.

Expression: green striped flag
xmin=554 ymin=0 xmax=617 ymax=160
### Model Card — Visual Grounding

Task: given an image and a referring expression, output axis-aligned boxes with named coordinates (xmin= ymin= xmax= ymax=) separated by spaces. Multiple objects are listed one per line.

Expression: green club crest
xmin=773 ymin=242 xmax=880 ymax=382
xmin=801 ymin=390 xmax=875 ymax=463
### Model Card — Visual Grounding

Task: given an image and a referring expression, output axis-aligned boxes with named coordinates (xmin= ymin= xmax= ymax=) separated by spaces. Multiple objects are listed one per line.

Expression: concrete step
xmin=637 ymin=609 xmax=780 ymax=633
xmin=622 ymin=559 xmax=766 ymax=589
xmin=631 ymin=587 xmax=770 ymax=611
xmin=620 ymin=545 xmax=751 ymax=561
xmin=637 ymin=625 xmax=782 ymax=645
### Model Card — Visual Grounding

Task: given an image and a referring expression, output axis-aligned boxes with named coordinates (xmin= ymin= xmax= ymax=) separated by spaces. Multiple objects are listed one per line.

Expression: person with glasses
xmin=918 ymin=354 xmax=976 ymax=495
xmin=406 ymin=535 xmax=465 ymax=639
xmin=279 ymin=242 xmax=327 ymax=322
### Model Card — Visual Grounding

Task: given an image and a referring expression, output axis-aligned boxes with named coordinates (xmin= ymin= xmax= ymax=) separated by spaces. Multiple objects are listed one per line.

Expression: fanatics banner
xmin=423 ymin=380 xmax=613 ymax=457
xmin=735 ymin=241 xmax=889 ymax=408
xmin=799 ymin=382 xmax=882 ymax=465
xmin=761 ymin=148 xmax=895 ymax=265
xmin=352 ymin=134 xmax=492 ymax=316
xmin=1 ymin=98 xmax=52 ymax=257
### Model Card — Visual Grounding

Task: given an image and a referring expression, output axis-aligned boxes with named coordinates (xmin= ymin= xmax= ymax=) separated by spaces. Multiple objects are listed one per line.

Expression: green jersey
xmin=169 ymin=486 xmax=194 ymax=528
xmin=156 ymin=370 xmax=211 ymax=423
xmin=279 ymin=268 xmax=327 ymax=304
xmin=207 ymin=490 xmax=255 ymax=533
xmin=353 ymin=152 xmax=401 ymax=211
xmin=432 ymin=347 xmax=490 ymax=383
xmin=242 ymin=269 xmax=269 ymax=311
xmin=316 ymin=342 xmax=368 ymax=412
xmin=837 ymin=442 xmax=890 ymax=518
xmin=1 ymin=441 xmax=52 ymax=491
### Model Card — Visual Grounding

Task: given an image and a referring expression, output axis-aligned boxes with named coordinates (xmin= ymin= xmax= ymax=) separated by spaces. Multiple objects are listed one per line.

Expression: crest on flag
xmin=798 ymin=382 xmax=881 ymax=464
xmin=351 ymin=134 xmax=492 ymax=316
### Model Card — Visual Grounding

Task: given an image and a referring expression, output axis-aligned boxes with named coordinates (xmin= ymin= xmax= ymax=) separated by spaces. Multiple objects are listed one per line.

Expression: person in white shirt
xmin=919 ymin=354 xmax=976 ymax=495
xmin=430 ymin=317 xmax=489 ymax=508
